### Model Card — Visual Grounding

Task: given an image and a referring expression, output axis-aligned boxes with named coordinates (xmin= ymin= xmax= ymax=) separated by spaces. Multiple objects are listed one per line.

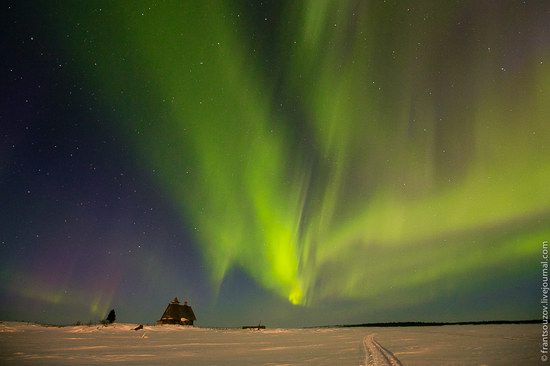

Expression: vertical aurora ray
xmin=54 ymin=0 xmax=550 ymax=312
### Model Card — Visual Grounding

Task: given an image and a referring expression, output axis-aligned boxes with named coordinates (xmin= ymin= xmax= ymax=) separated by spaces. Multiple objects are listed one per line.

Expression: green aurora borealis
xmin=74 ymin=1 xmax=549 ymax=304
xmin=1 ymin=1 xmax=550 ymax=325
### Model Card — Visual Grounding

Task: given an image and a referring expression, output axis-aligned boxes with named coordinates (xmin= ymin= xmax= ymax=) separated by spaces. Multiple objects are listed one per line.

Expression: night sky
xmin=1 ymin=1 xmax=549 ymax=327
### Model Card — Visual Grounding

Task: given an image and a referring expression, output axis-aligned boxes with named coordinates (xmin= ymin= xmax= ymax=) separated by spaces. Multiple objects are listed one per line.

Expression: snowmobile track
xmin=363 ymin=334 xmax=402 ymax=366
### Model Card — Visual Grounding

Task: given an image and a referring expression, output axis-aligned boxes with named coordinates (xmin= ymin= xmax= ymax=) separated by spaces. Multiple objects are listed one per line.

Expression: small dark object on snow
xmin=242 ymin=322 xmax=265 ymax=330
xmin=134 ymin=324 xmax=143 ymax=331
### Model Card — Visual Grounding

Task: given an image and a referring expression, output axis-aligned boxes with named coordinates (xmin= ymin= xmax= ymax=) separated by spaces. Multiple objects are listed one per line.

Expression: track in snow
xmin=362 ymin=335 xmax=402 ymax=366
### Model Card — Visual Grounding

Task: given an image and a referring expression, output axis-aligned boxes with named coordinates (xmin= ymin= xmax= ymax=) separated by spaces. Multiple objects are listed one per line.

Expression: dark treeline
xmin=333 ymin=319 xmax=541 ymax=328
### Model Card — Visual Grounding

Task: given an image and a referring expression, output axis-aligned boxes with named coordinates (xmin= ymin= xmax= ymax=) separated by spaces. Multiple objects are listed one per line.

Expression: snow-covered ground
xmin=0 ymin=322 xmax=540 ymax=365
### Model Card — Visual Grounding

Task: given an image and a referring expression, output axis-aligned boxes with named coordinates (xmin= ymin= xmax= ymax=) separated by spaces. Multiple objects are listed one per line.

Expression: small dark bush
xmin=106 ymin=309 xmax=116 ymax=324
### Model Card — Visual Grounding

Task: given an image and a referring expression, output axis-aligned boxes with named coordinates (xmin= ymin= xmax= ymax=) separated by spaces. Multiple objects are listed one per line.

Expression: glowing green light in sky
xmin=60 ymin=1 xmax=549 ymax=309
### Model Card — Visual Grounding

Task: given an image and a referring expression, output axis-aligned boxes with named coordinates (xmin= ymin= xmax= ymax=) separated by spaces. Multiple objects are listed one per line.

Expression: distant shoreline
xmin=1 ymin=319 xmax=541 ymax=329
xmin=330 ymin=319 xmax=541 ymax=328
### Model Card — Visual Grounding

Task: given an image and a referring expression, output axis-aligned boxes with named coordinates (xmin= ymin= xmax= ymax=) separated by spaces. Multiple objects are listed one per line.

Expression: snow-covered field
xmin=0 ymin=322 xmax=541 ymax=365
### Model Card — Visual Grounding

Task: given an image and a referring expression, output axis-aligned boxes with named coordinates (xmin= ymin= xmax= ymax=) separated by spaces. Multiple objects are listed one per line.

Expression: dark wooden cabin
xmin=158 ymin=297 xmax=196 ymax=325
